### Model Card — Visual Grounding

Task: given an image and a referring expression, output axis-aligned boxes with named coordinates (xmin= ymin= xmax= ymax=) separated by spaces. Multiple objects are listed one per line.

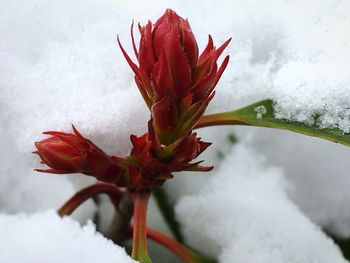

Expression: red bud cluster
xmin=118 ymin=9 xmax=231 ymax=144
xmin=34 ymin=9 xmax=230 ymax=190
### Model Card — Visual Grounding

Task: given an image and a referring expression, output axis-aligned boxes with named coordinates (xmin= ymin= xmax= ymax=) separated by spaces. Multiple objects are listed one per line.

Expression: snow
xmin=176 ymin=144 xmax=348 ymax=263
xmin=0 ymin=210 xmax=136 ymax=263
xmin=254 ymin=105 xmax=267 ymax=119
xmin=0 ymin=125 xmax=95 ymax=221
xmin=170 ymin=124 xmax=350 ymax=239
xmin=237 ymin=127 xmax=350 ymax=238
xmin=0 ymin=0 xmax=349 ymax=261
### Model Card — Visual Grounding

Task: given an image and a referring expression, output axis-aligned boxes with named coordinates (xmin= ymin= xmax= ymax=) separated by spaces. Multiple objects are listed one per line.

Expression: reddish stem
xmin=129 ymin=191 xmax=153 ymax=262
xmin=146 ymin=228 xmax=196 ymax=263
xmin=58 ymin=183 xmax=123 ymax=216
xmin=127 ymin=226 xmax=211 ymax=263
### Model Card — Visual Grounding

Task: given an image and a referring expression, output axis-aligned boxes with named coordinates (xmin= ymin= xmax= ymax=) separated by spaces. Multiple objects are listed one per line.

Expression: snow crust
xmin=176 ymin=144 xmax=348 ymax=263
xmin=0 ymin=210 xmax=136 ymax=263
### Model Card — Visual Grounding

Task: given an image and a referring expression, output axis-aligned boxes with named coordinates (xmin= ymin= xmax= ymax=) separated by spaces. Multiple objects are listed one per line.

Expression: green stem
xmin=152 ymin=187 xmax=184 ymax=243
xmin=196 ymin=111 xmax=248 ymax=128
xmin=130 ymin=191 xmax=153 ymax=263
xmin=58 ymin=183 xmax=123 ymax=216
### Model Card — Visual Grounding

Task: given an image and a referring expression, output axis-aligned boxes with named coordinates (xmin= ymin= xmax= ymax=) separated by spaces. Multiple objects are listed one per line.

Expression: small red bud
xmin=34 ymin=125 xmax=128 ymax=187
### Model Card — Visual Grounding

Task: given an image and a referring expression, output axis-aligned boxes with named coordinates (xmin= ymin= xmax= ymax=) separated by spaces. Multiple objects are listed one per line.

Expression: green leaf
xmin=197 ymin=99 xmax=350 ymax=147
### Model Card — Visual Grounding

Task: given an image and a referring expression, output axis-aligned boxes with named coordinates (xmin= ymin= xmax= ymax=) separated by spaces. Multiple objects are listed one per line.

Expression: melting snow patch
xmin=254 ymin=105 xmax=267 ymax=119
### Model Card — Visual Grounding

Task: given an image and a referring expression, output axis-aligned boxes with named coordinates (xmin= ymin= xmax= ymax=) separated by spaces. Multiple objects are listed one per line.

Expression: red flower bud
xmin=118 ymin=9 xmax=231 ymax=144
xmin=34 ymin=125 xmax=128 ymax=187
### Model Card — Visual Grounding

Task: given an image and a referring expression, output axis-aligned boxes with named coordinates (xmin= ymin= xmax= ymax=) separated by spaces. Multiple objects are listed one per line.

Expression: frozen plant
xmin=32 ymin=9 xmax=350 ymax=263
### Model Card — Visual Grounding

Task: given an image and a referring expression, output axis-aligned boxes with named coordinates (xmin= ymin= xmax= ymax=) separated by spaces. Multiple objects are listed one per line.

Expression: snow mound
xmin=0 ymin=210 xmax=136 ymax=263
xmin=176 ymin=144 xmax=348 ymax=263
xmin=236 ymin=127 xmax=350 ymax=238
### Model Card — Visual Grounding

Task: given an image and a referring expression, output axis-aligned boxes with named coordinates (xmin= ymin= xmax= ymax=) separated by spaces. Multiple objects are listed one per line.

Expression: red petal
xmin=151 ymin=96 xmax=178 ymax=133
xmin=46 ymin=132 xmax=85 ymax=153
xmin=192 ymin=50 xmax=216 ymax=86
xmin=153 ymin=19 xmax=171 ymax=59
xmin=152 ymin=50 xmax=174 ymax=99
xmin=191 ymin=61 xmax=217 ymax=102
xmin=215 ymin=37 xmax=232 ymax=60
xmin=138 ymin=21 xmax=156 ymax=75
xmin=130 ymin=133 xmax=149 ymax=155
xmin=198 ymin=35 xmax=214 ymax=63
xmin=71 ymin=124 xmax=84 ymax=139
xmin=35 ymin=144 xmax=77 ymax=171
xmin=130 ymin=20 xmax=139 ymax=59
xmin=187 ymin=91 xmax=215 ymax=130
xmin=164 ymin=30 xmax=192 ymax=99
xmin=211 ymin=55 xmax=230 ymax=89
xmin=181 ymin=20 xmax=198 ymax=68
xmin=153 ymin=9 xmax=169 ymax=32
xmin=196 ymin=140 xmax=212 ymax=157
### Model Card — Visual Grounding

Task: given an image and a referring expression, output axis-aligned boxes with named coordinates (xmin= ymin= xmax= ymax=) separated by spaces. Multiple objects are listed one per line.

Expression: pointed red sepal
xmin=117 ymin=35 xmax=140 ymax=76
xmin=71 ymin=124 xmax=84 ymax=139
xmin=197 ymin=140 xmax=212 ymax=157
xmin=34 ymin=168 xmax=68 ymax=174
xmin=185 ymin=163 xmax=213 ymax=172
xmin=212 ymin=55 xmax=230 ymax=89
xmin=199 ymin=35 xmax=214 ymax=62
xmin=130 ymin=20 xmax=139 ymax=60
xmin=191 ymin=61 xmax=218 ymax=103
xmin=215 ymin=37 xmax=232 ymax=59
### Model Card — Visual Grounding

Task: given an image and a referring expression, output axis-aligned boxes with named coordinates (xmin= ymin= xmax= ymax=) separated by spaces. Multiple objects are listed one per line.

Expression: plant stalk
xmin=196 ymin=112 xmax=248 ymax=129
xmin=58 ymin=183 xmax=123 ymax=216
xmin=130 ymin=190 xmax=153 ymax=263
